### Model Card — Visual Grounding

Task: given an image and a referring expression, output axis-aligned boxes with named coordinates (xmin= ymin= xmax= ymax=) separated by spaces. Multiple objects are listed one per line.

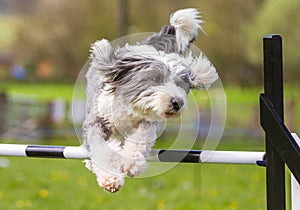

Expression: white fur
xmin=190 ymin=54 xmax=218 ymax=89
xmin=170 ymin=8 xmax=204 ymax=53
xmin=82 ymin=8 xmax=218 ymax=193
xmin=182 ymin=51 xmax=218 ymax=89
xmin=133 ymin=84 xmax=187 ymax=119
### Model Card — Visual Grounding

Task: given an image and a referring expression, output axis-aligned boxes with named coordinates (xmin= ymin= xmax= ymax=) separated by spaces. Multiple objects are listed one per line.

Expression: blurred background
xmin=0 ymin=0 xmax=299 ymax=209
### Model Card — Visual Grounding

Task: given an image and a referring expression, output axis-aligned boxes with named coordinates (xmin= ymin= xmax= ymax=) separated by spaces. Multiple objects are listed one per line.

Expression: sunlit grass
xmin=0 ymin=140 xmax=266 ymax=210
xmin=2 ymin=82 xmax=300 ymax=135
xmin=2 ymin=82 xmax=75 ymax=102
xmin=1 ymin=82 xmax=298 ymax=209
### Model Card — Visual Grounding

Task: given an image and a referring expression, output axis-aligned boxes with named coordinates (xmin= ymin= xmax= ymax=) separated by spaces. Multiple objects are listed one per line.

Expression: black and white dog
xmin=82 ymin=8 xmax=218 ymax=192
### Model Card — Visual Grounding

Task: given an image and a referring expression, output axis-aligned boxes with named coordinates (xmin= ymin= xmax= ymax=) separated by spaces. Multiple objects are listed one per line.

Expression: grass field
xmin=1 ymin=82 xmax=264 ymax=103
xmin=1 ymin=82 xmax=75 ymax=102
xmin=0 ymin=140 xmax=267 ymax=210
xmin=0 ymin=82 xmax=298 ymax=209
xmin=2 ymin=82 xmax=299 ymax=134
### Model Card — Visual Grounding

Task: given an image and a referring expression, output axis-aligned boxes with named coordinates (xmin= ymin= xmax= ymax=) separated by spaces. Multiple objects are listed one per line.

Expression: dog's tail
xmin=170 ymin=8 xmax=204 ymax=53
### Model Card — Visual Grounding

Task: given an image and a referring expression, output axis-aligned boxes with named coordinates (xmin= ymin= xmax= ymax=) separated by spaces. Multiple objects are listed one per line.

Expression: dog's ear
xmin=89 ymin=39 xmax=114 ymax=70
xmin=185 ymin=53 xmax=218 ymax=90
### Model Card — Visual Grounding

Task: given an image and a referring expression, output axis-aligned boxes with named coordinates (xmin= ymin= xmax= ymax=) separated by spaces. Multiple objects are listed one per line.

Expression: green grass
xmin=0 ymin=83 xmax=298 ymax=209
xmin=0 ymin=140 xmax=266 ymax=210
xmin=1 ymin=82 xmax=278 ymax=136
xmin=1 ymin=82 xmax=75 ymax=102
xmin=1 ymin=82 xmax=299 ymax=142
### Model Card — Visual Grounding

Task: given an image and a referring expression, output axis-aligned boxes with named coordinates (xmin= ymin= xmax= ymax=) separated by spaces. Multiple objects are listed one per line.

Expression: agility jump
xmin=0 ymin=144 xmax=266 ymax=165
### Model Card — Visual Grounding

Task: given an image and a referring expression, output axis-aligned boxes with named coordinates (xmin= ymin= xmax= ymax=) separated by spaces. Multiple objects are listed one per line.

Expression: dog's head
xmin=90 ymin=40 xmax=218 ymax=121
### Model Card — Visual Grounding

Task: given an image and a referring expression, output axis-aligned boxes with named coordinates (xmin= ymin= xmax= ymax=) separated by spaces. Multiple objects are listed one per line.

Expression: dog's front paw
xmin=84 ymin=159 xmax=125 ymax=193
xmin=99 ymin=176 xmax=124 ymax=193
xmin=121 ymin=151 xmax=148 ymax=177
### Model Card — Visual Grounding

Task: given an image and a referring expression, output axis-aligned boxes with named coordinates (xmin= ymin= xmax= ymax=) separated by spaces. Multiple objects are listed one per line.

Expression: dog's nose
xmin=170 ymin=97 xmax=184 ymax=112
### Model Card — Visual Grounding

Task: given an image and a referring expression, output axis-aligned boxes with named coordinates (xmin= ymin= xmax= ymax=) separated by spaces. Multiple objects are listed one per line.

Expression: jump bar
xmin=0 ymin=144 xmax=88 ymax=159
xmin=0 ymin=144 xmax=265 ymax=166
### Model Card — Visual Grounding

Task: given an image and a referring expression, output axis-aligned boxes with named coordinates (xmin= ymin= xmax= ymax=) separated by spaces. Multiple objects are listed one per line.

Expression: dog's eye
xmin=175 ymin=73 xmax=191 ymax=93
xmin=151 ymin=75 xmax=163 ymax=83
xmin=177 ymin=73 xmax=190 ymax=84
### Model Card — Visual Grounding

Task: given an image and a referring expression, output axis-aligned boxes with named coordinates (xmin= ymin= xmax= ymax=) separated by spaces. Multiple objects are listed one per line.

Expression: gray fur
xmin=140 ymin=33 xmax=178 ymax=54
xmin=94 ymin=51 xmax=193 ymax=108
xmin=81 ymin=8 xmax=218 ymax=193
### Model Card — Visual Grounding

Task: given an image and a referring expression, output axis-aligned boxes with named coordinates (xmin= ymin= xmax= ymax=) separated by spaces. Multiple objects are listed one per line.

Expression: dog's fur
xmin=82 ymin=8 xmax=218 ymax=193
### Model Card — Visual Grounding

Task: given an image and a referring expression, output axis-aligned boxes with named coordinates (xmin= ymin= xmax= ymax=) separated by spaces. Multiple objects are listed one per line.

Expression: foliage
xmin=192 ymin=0 xmax=264 ymax=87
xmin=14 ymin=0 xmax=117 ymax=80
xmin=0 ymin=0 xmax=297 ymax=85
xmin=0 ymin=15 xmax=19 ymax=52
xmin=1 ymin=0 xmax=299 ymax=85
xmin=246 ymin=0 xmax=300 ymax=83
xmin=9 ymin=0 xmax=264 ymax=84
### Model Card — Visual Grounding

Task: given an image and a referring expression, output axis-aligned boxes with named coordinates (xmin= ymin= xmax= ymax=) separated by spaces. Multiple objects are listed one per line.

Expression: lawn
xmin=1 ymin=82 xmax=75 ymax=102
xmin=0 ymin=140 xmax=266 ymax=210
xmin=0 ymin=82 xmax=298 ymax=209
xmin=3 ymin=82 xmax=299 ymax=134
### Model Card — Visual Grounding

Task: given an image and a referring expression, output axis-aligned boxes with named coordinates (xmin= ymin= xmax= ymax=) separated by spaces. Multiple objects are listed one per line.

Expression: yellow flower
xmin=157 ymin=199 xmax=165 ymax=210
xmin=229 ymin=201 xmax=238 ymax=209
xmin=39 ymin=189 xmax=49 ymax=199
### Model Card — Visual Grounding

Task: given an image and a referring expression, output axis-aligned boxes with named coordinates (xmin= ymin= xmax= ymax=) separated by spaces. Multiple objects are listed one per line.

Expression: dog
xmin=82 ymin=8 xmax=218 ymax=193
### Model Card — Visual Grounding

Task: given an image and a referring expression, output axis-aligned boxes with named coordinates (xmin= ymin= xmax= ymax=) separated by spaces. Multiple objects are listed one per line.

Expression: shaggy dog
xmin=82 ymin=8 xmax=218 ymax=193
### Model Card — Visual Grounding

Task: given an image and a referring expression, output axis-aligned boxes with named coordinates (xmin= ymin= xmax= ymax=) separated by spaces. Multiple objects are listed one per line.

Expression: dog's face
xmin=89 ymin=40 xmax=218 ymax=121
xmin=104 ymin=54 xmax=191 ymax=120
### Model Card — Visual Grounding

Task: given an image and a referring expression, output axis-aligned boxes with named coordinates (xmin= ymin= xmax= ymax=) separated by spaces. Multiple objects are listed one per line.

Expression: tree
xmin=14 ymin=0 xmax=117 ymax=80
xmin=247 ymin=0 xmax=300 ymax=84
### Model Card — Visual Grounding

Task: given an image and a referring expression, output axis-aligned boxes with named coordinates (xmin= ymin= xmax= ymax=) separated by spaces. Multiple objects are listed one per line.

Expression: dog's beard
xmin=131 ymin=84 xmax=188 ymax=120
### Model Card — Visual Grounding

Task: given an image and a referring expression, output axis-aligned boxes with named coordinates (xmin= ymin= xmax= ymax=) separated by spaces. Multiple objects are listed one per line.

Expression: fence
xmin=0 ymin=94 xmax=85 ymax=140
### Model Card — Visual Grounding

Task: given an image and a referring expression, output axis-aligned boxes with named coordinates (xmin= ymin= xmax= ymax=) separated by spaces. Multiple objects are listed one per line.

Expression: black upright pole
xmin=263 ymin=34 xmax=285 ymax=210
